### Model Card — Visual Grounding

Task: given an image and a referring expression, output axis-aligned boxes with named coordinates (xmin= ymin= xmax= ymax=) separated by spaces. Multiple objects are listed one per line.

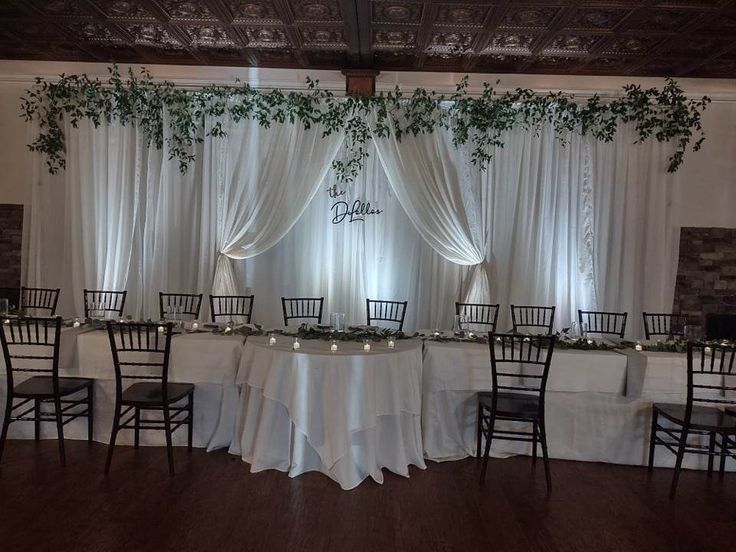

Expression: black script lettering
xmin=331 ymin=199 xmax=384 ymax=224
xmin=326 ymin=183 xmax=346 ymax=199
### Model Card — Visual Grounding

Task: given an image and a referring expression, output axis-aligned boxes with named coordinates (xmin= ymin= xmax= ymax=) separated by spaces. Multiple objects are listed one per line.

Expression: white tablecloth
xmin=1 ymin=328 xmax=244 ymax=451
xmin=230 ymin=336 xmax=425 ymax=489
xmin=422 ymin=340 xmax=735 ymax=471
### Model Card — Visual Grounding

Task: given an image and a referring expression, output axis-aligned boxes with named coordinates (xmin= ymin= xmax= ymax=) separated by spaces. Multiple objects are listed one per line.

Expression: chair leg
xmin=647 ymin=409 xmax=659 ymax=472
xmin=53 ymin=395 xmax=65 ymax=466
xmin=532 ymin=420 xmax=538 ymax=464
xmin=479 ymin=413 xmax=495 ymax=484
xmin=105 ymin=402 xmax=121 ymax=474
xmin=720 ymin=434 xmax=729 ymax=476
xmin=707 ymin=432 xmax=715 ymax=476
xmin=0 ymin=392 xmax=13 ymax=464
xmin=34 ymin=399 xmax=41 ymax=441
xmin=163 ymin=405 xmax=175 ymax=476
xmin=87 ymin=384 xmax=94 ymax=444
xmin=670 ymin=425 xmax=689 ymax=499
xmin=134 ymin=408 xmax=140 ymax=450
xmin=475 ymin=402 xmax=483 ymax=460
xmin=187 ymin=393 xmax=194 ymax=452
xmin=539 ymin=416 xmax=552 ymax=493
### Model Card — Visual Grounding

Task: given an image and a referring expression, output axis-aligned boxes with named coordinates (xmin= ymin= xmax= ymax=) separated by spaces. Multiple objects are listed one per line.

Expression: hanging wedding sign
xmin=327 ymin=182 xmax=383 ymax=225
xmin=22 ymin=65 xmax=710 ymax=182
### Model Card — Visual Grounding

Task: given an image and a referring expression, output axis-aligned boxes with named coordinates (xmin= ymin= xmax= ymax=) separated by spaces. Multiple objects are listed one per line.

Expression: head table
xmin=2 ymin=323 xmax=734 ymax=488
xmin=229 ymin=335 xmax=425 ymax=490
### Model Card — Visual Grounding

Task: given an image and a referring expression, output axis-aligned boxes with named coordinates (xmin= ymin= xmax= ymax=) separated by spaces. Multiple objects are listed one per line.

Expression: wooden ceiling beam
xmin=339 ymin=0 xmax=362 ymax=66
xmin=462 ymin=1 xmax=510 ymax=72
xmin=271 ymin=0 xmax=308 ymax=68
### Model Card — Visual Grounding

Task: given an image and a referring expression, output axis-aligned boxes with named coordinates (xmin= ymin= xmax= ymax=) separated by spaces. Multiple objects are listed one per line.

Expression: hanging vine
xmin=21 ymin=65 xmax=710 ymax=181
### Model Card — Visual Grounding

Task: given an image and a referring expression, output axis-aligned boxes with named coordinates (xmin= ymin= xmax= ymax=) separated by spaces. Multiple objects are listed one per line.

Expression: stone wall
xmin=673 ymin=227 xmax=736 ymax=324
xmin=0 ymin=203 xmax=23 ymax=308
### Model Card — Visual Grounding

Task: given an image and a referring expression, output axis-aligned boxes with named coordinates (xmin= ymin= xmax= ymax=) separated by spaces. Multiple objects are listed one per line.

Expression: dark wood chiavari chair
xmin=578 ymin=309 xmax=628 ymax=338
xmin=158 ymin=292 xmax=203 ymax=320
xmin=20 ymin=286 xmax=60 ymax=316
xmin=281 ymin=297 xmax=324 ymax=327
xmin=510 ymin=305 xmax=555 ymax=335
xmin=477 ymin=333 xmax=556 ymax=491
xmin=456 ymin=302 xmax=500 ymax=333
xmin=643 ymin=312 xmax=690 ymax=340
xmin=648 ymin=341 xmax=736 ymax=497
xmin=105 ymin=321 xmax=194 ymax=476
xmin=0 ymin=316 xmax=93 ymax=465
xmin=84 ymin=289 xmax=127 ymax=318
xmin=209 ymin=294 xmax=255 ymax=324
xmin=366 ymin=299 xmax=408 ymax=331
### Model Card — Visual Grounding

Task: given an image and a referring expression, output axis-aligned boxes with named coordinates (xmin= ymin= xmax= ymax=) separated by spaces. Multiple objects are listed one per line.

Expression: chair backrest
xmin=488 ymin=333 xmax=556 ymax=408
xmin=510 ymin=305 xmax=555 ymax=335
xmin=281 ymin=297 xmax=324 ymax=326
xmin=159 ymin=293 xmax=202 ymax=320
xmin=210 ymin=294 xmax=255 ymax=323
xmin=20 ymin=286 xmax=60 ymax=316
xmin=579 ymin=310 xmax=628 ymax=338
xmin=106 ymin=322 xmax=173 ymax=398
xmin=642 ymin=312 xmax=689 ymax=340
xmin=84 ymin=289 xmax=127 ymax=318
xmin=685 ymin=342 xmax=736 ymax=411
xmin=0 ymin=316 xmax=61 ymax=391
xmin=366 ymin=299 xmax=408 ymax=331
xmin=456 ymin=302 xmax=499 ymax=332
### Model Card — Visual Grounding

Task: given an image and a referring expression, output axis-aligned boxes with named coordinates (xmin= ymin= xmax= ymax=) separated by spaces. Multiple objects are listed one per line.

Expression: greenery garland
xmin=21 ymin=65 xmax=710 ymax=181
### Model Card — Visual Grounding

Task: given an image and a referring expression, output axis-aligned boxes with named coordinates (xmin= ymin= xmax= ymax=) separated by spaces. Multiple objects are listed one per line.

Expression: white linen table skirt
xmin=230 ymin=336 xmax=426 ymax=490
xmin=0 ymin=329 xmax=244 ymax=451
xmin=422 ymin=341 xmax=736 ymax=471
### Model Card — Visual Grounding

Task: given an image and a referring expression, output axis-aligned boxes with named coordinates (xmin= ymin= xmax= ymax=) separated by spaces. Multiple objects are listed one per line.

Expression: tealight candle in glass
xmin=387 ymin=338 xmax=395 ymax=349
xmin=158 ymin=324 xmax=165 ymax=333
xmin=635 ymin=341 xmax=643 ymax=352
xmin=72 ymin=318 xmax=81 ymax=328
xmin=292 ymin=337 xmax=301 ymax=350
xmin=191 ymin=320 xmax=199 ymax=331
xmin=268 ymin=334 xmax=277 ymax=346
xmin=587 ymin=339 xmax=594 ymax=345
xmin=224 ymin=321 xmax=233 ymax=334
xmin=704 ymin=346 xmax=712 ymax=353
xmin=3 ymin=318 xmax=10 ymax=325
xmin=330 ymin=340 xmax=338 ymax=353
xmin=433 ymin=328 xmax=441 ymax=338
xmin=468 ymin=331 xmax=476 ymax=339
xmin=363 ymin=339 xmax=371 ymax=352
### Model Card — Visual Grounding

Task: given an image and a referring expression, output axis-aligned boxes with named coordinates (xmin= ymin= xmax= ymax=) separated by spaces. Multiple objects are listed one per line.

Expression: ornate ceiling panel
xmin=0 ymin=0 xmax=735 ymax=78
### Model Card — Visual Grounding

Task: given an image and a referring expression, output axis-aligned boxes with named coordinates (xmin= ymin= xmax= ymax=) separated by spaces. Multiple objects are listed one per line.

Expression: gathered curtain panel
xmin=211 ymin=114 xmax=344 ymax=296
xmin=28 ymin=103 xmax=676 ymax=334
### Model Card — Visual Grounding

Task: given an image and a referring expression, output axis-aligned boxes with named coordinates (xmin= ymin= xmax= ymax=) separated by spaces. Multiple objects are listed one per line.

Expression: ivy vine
xmin=21 ymin=65 xmax=710 ymax=181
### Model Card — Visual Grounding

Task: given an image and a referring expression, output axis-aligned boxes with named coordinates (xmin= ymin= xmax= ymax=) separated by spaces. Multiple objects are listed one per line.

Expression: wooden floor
xmin=1 ymin=441 xmax=735 ymax=552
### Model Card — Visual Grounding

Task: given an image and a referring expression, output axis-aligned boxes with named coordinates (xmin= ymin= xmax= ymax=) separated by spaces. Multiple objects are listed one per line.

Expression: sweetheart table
xmin=422 ymin=340 xmax=735 ymax=471
xmin=229 ymin=336 xmax=425 ymax=490
xmin=0 ymin=326 xmax=244 ymax=450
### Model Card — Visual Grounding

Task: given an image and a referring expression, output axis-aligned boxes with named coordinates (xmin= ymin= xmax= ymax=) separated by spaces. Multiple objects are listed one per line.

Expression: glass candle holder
xmin=293 ymin=337 xmax=301 ymax=350
xmin=268 ymin=334 xmax=277 ymax=346
xmin=363 ymin=339 xmax=371 ymax=352
xmin=191 ymin=320 xmax=199 ymax=331
xmin=72 ymin=318 xmax=81 ymax=328
xmin=387 ymin=338 xmax=395 ymax=349
xmin=635 ymin=341 xmax=643 ymax=351
xmin=330 ymin=340 xmax=338 ymax=353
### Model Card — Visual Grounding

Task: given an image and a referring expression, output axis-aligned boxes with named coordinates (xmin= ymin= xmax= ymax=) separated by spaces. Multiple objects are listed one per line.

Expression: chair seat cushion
xmin=122 ymin=382 xmax=194 ymax=405
xmin=479 ymin=392 xmax=540 ymax=419
xmin=14 ymin=376 xmax=92 ymax=398
xmin=654 ymin=403 xmax=736 ymax=431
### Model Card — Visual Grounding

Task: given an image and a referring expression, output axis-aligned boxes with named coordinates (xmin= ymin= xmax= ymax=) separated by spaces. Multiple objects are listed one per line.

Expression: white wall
xmin=0 ymin=59 xmax=734 ymax=232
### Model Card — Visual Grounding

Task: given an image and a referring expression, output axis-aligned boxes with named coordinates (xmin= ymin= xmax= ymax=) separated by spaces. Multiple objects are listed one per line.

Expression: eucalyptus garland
xmin=21 ymin=65 xmax=710 ymax=181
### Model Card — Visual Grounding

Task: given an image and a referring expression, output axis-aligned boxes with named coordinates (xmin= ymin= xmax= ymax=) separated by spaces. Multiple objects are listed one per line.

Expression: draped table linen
xmin=1 ymin=328 xmax=244 ymax=451
xmin=230 ymin=336 xmax=425 ymax=490
xmin=422 ymin=340 xmax=733 ymax=471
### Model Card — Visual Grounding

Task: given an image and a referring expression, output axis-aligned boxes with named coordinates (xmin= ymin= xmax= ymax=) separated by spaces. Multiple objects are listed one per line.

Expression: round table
xmin=229 ymin=335 xmax=425 ymax=490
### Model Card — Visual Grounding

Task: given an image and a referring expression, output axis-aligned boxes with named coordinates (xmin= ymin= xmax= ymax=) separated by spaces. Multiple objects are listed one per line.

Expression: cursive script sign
xmin=327 ymin=184 xmax=383 ymax=224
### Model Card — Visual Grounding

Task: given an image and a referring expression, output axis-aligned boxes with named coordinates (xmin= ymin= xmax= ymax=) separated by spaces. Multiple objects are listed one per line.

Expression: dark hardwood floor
xmin=1 ymin=441 xmax=735 ymax=552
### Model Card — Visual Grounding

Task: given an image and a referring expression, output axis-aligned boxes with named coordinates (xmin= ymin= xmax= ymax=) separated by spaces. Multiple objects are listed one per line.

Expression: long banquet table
xmin=229 ymin=335 xmax=425 ymax=490
xmin=0 ymin=326 xmax=244 ymax=450
xmin=422 ymin=339 xmax=735 ymax=471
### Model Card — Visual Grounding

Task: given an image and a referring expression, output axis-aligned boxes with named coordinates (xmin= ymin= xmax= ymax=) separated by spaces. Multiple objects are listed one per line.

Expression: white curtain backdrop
xmin=372 ymin=117 xmax=490 ymax=304
xmin=211 ymin=115 xmax=344 ymax=297
xmin=27 ymin=106 xmax=677 ymax=337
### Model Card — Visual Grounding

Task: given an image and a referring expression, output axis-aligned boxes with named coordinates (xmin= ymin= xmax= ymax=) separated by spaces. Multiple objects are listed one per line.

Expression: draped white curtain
xmin=27 ymin=104 xmax=677 ymax=337
xmin=211 ymin=115 xmax=344 ymax=296
xmin=372 ymin=116 xmax=490 ymax=303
